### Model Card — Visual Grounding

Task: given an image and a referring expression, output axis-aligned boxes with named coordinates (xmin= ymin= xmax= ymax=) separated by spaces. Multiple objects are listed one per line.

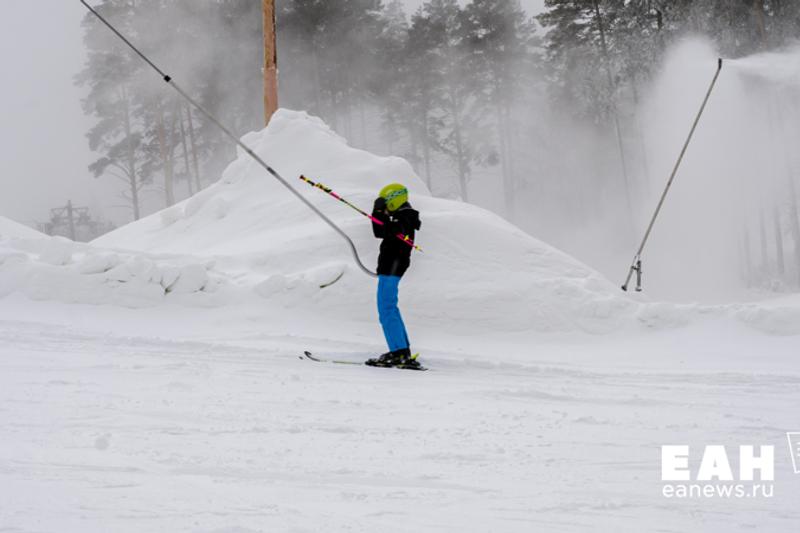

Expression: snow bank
xmin=0 ymin=216 xmax=45 ymax=240
xmin=93 ymin=110 xmax=635 ymax=334
xmin=0 ymin=236 xmax=224 ymax=308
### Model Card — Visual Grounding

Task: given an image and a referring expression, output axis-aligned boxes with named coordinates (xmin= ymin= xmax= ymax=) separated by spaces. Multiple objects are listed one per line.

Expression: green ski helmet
xmin=379 ymin=183 xmax=409 ymax=212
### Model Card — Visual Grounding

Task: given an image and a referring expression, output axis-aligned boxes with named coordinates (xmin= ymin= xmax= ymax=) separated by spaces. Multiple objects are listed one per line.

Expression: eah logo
xmin=788 ymin=433 xmax=800 ymax=474
xmin=661 ymin=445 xmax=774 ymax=499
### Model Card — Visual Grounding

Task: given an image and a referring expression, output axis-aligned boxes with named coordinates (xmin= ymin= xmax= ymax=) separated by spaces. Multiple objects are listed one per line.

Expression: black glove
xmin=373 ymin=197 xmax=387 ymax=213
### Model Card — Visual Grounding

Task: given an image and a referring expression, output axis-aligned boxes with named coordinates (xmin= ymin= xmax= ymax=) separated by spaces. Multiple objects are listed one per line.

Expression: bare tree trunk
xmin=787 ymin=176 xmax=800 ymax=287
xmin=312 ymin=49 xmax=323 ymax=115
xmin=185 ymin=103 xmax=202 ymax=192
xmin=455 ymin=125 xmax=468 ymax=203
xmin=263 ymin=0 xmax=278 ymax=125
xmin=448 ymin=85 xmax=468 ymax=202
xmin=631 ymin=83 xmax=652 ymax=195
xmin=759 ymin=207 xmax=769 ymax=275
xmin=753 ymin=0 xmax=767 ymax=48
xmin=421 ymin=108 xmax=432 ymax=189
xmin=347 ymin=97 xmax=354 ymax=142
xmin=504 ymin=101 xmax=517 ymax=196
xmin=496 ymin=97 xmax=515 ymax=216
xmin=497 ymin=108 xmax=510 ymax=204
xmin=592 ymin=0 xmax=634 ymax=227
xmin=157 ymin=104 xmax=175 ymax=207
xmin=408 ymin=118 xmax=420 ymax=170
xmin=343 ymin=83 xmax=354 ymax=141
xmin=359 ymin=101 xmax=368 ymax=149
xmin=774 ymin=206 xmax=785 ymax=276
xmin=742 ymin=226 xmax=754 ymax=287
xmin=121 ymin=85 xmax=141 ymax=221
xmin=775 ymin=91 xmax=800 ymax=286
xmin=179 ymin=105 xmax=194 ymax=196
xmin=385 ymin=109 xmax=395 ymax=154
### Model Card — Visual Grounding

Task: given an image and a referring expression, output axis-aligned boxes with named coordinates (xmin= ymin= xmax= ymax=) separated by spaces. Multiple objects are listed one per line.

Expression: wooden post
xmin=263 ymin=0 xmax=278 ymax=125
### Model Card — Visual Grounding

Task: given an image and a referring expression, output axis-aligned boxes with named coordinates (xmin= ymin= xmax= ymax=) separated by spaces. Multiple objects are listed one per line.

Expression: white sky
xmin=0 ymin=1 xmax=546 ymax=229
xmin=0 ymin=1 xmax=110 ymax=229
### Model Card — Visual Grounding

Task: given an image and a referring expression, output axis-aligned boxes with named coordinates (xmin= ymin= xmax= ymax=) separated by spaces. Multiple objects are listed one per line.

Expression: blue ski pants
xmin=377 ymin=275 xmax=409 ymax=352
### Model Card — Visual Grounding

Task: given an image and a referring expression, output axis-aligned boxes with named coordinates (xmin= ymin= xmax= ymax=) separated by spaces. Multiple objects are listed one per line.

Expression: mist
xmin=3 ymin=0 xmax=800 ymax=305
xmin=0 ymin=2 xmax=103 ymax=229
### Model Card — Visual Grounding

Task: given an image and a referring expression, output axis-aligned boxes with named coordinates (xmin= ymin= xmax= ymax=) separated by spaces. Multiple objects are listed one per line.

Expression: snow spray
xmin=622 ymin=58 xmax=724 ymax=292
xmin=632 ymin=40 xmax=800 ymax=301
xmin=79 ymin=0 xmax=378 ymax=278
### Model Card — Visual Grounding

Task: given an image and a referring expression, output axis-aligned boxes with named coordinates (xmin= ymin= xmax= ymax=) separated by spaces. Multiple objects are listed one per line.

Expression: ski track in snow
xmin=2 ymin=318 xmax=799 ymax=533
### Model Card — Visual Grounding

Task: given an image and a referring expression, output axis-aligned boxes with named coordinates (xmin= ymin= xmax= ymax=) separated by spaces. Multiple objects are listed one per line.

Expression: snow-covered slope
xmin=0 ymin=216 xmax=45 ymax=239
xmin=92 ymin=110 xmax=633 ymax=334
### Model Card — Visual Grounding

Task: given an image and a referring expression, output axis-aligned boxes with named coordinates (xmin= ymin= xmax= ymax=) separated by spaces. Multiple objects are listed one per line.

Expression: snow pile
xmin=3 ymin=111 xmax=798 ymax=336
xmin=0 ymin=216 xmax=45 ymax=240
xmin=0 ymin=236 xmax=224 ymax=307
xmin=94 ymin=110 xmax=635 ymax=334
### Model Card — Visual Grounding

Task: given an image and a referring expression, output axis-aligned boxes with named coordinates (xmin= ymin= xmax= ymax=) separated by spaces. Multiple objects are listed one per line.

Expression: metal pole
xmin=622 ymin=58 xmax=723 ymax=291
xmin=80 ymin=0 xmax=376 ymax=278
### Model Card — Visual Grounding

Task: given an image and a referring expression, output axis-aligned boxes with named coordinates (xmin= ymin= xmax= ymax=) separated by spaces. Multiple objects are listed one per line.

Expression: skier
xmin=366 ymin=183 xmax=422 ymax=369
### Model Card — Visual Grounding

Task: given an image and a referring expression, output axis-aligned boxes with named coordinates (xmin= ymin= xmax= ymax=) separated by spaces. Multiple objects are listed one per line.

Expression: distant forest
xmin=79 ymin=0 xmax=800 ymax=288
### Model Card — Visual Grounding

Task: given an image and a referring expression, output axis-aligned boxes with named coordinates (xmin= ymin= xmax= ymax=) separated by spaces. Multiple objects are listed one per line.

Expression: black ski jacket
xmin=372 ymin=199 xmax=421 ymax=277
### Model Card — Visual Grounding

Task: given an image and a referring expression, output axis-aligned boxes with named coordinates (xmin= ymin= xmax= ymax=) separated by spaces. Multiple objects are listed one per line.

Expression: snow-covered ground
xmin=1 ymin=300 xmax=799 ymax=532
xmin=2 ymin=111 xmax=800 ymax=532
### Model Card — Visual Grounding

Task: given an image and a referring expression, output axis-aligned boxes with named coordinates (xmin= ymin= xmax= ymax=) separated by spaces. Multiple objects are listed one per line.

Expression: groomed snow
xmin=1 ymin=301 xmax=798 ymax=533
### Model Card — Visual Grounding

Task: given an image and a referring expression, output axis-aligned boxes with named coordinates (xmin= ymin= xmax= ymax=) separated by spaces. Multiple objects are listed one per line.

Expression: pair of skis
xmin=300 ymin=351 xmax=428 ymax=371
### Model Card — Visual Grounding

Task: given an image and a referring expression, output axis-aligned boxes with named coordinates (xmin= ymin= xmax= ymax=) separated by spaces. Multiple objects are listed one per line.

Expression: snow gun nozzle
xmin=621 ymin=259 xmax=643 ymax=293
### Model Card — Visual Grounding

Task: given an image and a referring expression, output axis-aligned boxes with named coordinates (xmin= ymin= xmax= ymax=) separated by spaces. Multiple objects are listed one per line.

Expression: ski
xmin=300 ymin=351 xmax=364 ymax=366
xmin=301 ymin=351 xmax=428 ymax=371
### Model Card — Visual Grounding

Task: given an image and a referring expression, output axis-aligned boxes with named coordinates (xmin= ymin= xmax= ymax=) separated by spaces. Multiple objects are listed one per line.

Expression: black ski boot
xmin=366 ymin=348 xmax=421 ymax=369
xmin=366 ymin=350 xmax=401 ymax=367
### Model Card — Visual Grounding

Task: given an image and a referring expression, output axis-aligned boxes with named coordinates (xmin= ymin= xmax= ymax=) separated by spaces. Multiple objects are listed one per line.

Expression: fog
xmin=588 ymin=40 xmax=800 ymax=302
xmin=0 ymin=1 xmax=104 ymax=229
xmin=1 ymin=1 xmax=798 ymax=304
xmin=0 ymin=0 xmax=546 ymax=231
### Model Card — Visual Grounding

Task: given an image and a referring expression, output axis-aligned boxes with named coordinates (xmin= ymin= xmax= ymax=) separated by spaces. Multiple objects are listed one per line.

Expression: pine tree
xmin=371 ymin=1 xmax=411 ymax=156
xmin=413 ymin=0 xmax=482 ymax=201
xmin=463 ymin=0 xmax=538 ymax=217
xmin=278 ymin=0 xmax=387 ymax=138
xmin=77 ymin=0 xmax=147 ymax=221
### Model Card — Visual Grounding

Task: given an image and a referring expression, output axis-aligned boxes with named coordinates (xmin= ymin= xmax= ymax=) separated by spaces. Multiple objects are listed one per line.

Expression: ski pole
xmin=79 ymin=0 xmax=377 ymax=279
xmin=299 ymin=175 xmax=423 ymax=253
xmin=621 ymin=58 xmax=724 ymax=292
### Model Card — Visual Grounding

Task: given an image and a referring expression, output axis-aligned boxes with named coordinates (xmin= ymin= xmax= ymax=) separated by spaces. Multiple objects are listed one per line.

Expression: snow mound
xmin=0 ymin=236 xmax=224 ymax=308
xmin=2 ymin=111 xmax=798 ymax=336
xmin=94 ymin=109 xmax=635 ymax=333
xmin=0 ymin=216 xmax=46 ymax=240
